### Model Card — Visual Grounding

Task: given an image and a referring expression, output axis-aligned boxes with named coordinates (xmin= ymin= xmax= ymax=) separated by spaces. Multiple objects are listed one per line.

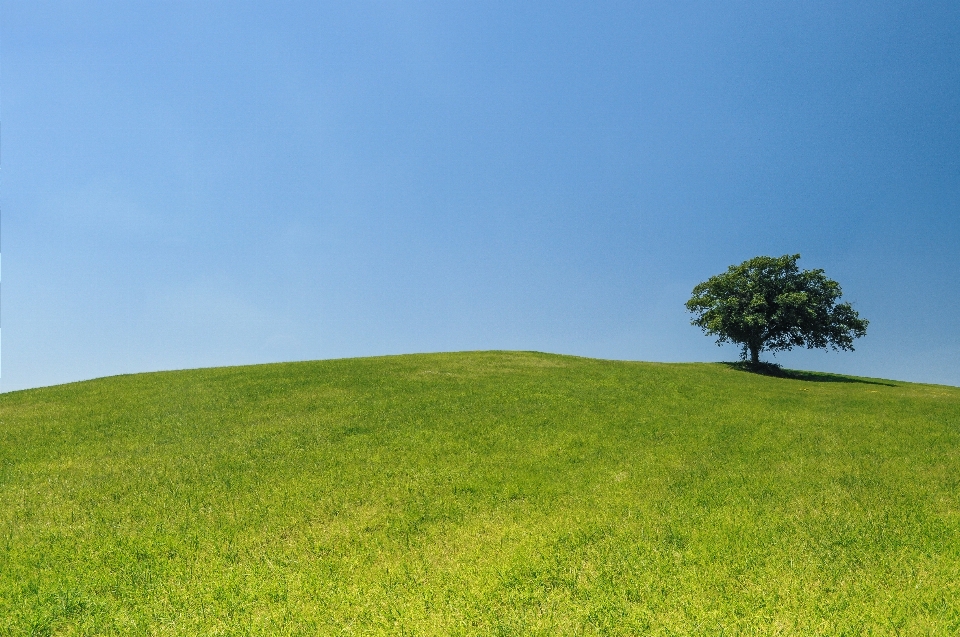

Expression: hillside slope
xmin=2 ymin=351 xmax=959 ymax=635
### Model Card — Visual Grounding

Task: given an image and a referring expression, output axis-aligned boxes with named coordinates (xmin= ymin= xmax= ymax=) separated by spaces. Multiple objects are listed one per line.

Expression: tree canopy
xmin=686 ymin=254 xmax=868 ymax=365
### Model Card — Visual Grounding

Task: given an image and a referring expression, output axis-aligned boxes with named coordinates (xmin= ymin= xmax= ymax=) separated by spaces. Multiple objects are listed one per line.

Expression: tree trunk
xmin=750 ymin=345 xmax=760 ymax=365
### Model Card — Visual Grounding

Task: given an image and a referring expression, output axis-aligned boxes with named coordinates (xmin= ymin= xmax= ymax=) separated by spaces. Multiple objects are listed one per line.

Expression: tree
xmin=685 ymin=254 xmax=868 ymax=365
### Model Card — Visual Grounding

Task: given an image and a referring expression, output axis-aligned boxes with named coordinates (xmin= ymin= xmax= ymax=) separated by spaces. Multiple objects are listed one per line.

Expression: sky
xmin=2 ymin=1 xmax=959 ymax=392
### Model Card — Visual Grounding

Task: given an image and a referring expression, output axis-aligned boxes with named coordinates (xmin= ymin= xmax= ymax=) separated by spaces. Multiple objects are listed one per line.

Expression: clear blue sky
xmin=3 ymin=1 xmax=959 ymax=391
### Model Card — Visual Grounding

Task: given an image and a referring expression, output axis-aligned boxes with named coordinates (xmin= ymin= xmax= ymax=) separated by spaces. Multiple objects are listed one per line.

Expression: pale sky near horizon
xmin=2 ymin=1 xmax=959 ymax=392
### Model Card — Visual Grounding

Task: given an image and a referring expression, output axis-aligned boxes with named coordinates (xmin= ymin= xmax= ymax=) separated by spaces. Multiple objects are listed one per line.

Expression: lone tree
xmin=686 ymin=254 xmax=868 ymax=365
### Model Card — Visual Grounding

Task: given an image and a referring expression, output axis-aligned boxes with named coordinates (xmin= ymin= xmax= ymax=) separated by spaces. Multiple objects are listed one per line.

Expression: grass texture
xmin=1 ymin=351 xmax=959 ymax=635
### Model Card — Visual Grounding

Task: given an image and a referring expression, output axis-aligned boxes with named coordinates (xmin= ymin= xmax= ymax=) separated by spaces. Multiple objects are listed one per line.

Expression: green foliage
xmin=2 ymin=352 xmax=959 ymax=635
xmin=686 ymin=254 xmax=868 ymax=364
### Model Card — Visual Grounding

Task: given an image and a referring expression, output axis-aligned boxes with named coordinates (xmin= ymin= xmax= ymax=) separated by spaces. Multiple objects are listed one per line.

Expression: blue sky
xmin=3 ymin=1 xmax=959 ymax=391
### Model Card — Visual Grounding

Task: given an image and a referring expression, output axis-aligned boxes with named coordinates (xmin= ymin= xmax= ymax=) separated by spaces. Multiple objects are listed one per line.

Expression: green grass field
xmin=2 ymin=351 xmax=959 ymax=635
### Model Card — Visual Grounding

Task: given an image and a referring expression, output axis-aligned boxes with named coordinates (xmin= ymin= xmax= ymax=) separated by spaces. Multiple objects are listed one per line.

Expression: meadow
xmin=1 ymin=351 xmax=958 ymax=635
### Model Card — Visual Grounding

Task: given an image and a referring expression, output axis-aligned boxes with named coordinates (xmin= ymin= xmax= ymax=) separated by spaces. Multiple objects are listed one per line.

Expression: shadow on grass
xmin=722 ymin=361 xmax=897 ymax=386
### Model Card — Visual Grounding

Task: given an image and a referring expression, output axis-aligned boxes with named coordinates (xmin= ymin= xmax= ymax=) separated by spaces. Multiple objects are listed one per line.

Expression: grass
xmin=1 ymin=350 xmax=959 ymax=635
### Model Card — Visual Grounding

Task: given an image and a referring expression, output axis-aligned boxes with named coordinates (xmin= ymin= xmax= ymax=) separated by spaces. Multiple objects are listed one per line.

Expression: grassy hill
xmin=1 ymin=351 xmax=959 ymax=635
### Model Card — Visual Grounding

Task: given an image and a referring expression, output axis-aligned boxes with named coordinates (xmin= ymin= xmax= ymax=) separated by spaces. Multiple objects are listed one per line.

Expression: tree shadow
xmin=722 ymin=361 xmax=897 ymax=386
